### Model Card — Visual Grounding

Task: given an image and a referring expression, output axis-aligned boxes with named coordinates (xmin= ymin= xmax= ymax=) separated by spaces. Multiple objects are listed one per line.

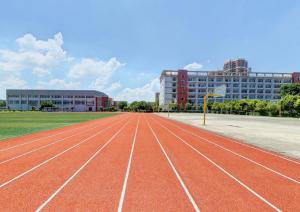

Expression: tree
xmin=118 ymin=101 xmax=128 ymax=111
xmin=186 ymin=102 xmax=193 ymax=111
xmin=255 ymin=100 xmax=268 ymax=115
xmin=266 ymin=102 xmax=279 ymax=116
xmin=0 ymin=100 xmax=6 ymax=107
xmin=294 ymin=98 xmax=300 ymax=116
xmin=238 ymin=99 xmax=250 ymax=114
xmin=280 ymin=84 xmax=300 ymax=97
xmin=247 ymin=100 xmax=257 ymax=115
xmin=212 ymin=102 xmax=221 ymax=113
xmin=40 ymin=101 xmax=55 ymax=111
xmin=168 ymin=102 xmax=177 ymax=111
xmin=279 ymin=95 xmax=298 ymax=116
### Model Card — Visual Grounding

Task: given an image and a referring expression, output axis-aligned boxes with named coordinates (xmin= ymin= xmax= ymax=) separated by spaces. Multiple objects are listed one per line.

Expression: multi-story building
xmin=223 ymin=58 xmax=250 ymax=75
xmin=160 ymin=59 xmax=300 ymax=109
xmin=155 ymin=92 xmax=160 ymax=104
xmin=6 ymin=89 xmax=112 ymax=112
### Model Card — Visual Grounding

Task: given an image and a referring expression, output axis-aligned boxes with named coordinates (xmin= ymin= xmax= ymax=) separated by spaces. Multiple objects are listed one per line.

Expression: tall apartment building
xmin=223 ymin=58 xmax=250 ymax=75
xmin=6 ymin=89 xmax=112 ymax=112
xmin=160 ymin=59 xmax=300 ymax=109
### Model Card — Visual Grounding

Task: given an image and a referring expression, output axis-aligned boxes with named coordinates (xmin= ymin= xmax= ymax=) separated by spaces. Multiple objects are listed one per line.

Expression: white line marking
xmin=152 ymin=116 xmax=281 ymax=212
xmin=36 ymin=118 xmax=131 ymax=212
xmin=117 ymin=116 xmax=140 ymax=212
xmin=0 ymin=118 xmax=123 ymax=165
xmin=0 ymin=118 xmax=128 ymax=189
xmin=0 ymin=118 xmax=108 ymax=152
xmin=146 ymin=118 xmax=201 ymax=212
xmin=156 ymin=114 xmax=300 ymax=165
xmin=154 ymin=117 xmax=300 ymax=185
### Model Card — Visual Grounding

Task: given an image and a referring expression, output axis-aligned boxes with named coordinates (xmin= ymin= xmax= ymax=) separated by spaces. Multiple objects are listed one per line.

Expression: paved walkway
xmin=157 ymin=113 xmax=300 ymax=160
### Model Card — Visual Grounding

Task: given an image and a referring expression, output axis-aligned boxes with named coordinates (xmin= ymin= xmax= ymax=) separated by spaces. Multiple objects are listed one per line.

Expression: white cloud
xmin=115 ymin=78 xmax=160 ymax=102
xmin=0 ymin=76 xmax=27 ymax=99
xmin=69 ymin=57 xmax=124 ymax=91
xmin=105 ymin=82 xmax=122 ymax=92
xmin=69 ymin=57 xmax=124 ymax=78
xmin=183 ymin=62 xmax=203 ymax=71
xmin=0 ymin=32 xmax=69 ymax=76
xmin=37 ymin=79 xmax=80 ymax=89
xmin=32 ymin=67 xmax=51 ymax=77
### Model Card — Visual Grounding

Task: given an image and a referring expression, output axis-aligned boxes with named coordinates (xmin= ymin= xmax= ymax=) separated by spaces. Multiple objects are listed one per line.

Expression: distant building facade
xmin=160 ymin=59 xmax=300 ymax=109
xmin=6 ymin=89 xmax=111 ymax=112
xmin=155 ymin=92 xmax=160 ymax=104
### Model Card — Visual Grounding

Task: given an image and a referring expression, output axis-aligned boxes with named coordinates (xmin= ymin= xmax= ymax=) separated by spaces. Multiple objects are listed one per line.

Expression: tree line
xmin=166 ymin=84 xmax=300 ymax=117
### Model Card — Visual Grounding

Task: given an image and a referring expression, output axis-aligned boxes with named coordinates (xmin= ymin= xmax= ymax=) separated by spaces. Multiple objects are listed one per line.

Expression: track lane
xmin=0 ymin=115 xmax=128 ymax=185
xmin=0 ymin=115 xmax=131 ymax=211
xmin=147 ymin=114 xmax=275 ymax=211
xmin=151 ymin=114 xmax=300 ymax=211
xmin=0 ymin=114 xmax=126 ymax=164
xmin=0 ymin=114 xmax=127 ymax=189
xmin=0 ymin=113 xmax=125 ymax=152
xmin=154 ymin=114 xmax=300 ymax=179
xmin=37 ymin=115 xmax=139 ymax=211
xmin=120 ymin=115 xmax=195 ymax=211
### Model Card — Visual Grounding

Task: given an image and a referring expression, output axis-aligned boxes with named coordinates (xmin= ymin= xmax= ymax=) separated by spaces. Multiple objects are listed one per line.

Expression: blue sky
xmin=1 ymin=0 xmax=300 ymax=101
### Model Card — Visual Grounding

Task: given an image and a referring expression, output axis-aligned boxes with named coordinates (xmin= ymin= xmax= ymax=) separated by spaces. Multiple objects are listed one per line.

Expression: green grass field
xmin=0 ymin=111 xmax=118 ymax=141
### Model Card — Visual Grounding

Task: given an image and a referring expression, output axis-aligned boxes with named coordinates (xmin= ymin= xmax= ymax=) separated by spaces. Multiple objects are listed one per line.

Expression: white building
xmin=160 ymin=59 xmax=300 ymax=110
xmin=6 ymin=89 xmax=112 ymax=112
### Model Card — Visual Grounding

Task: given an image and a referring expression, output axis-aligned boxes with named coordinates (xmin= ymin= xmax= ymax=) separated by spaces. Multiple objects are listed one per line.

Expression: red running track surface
xmin=0 ymin=113 xmax=299 ymax=211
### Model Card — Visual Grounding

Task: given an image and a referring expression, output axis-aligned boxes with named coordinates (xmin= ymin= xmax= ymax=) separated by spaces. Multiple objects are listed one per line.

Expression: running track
xmin=0 ymin=113 xmax=299 ymax=211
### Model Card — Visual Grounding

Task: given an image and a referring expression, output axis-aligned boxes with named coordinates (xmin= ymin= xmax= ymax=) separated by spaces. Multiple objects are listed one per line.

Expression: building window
xmin=265 ymin=84 xmax=272 ymax=88
xmin=51 ymin=95 xmax=61 ymax=98
xmin=75 ymin=100 xmax=85 ymax=105
xmin=8 ymin=95 xmax=20 ymax=98
xmin=41 ymin=95 xmax=50 ymax=98
xmin=257 ymin=90 xmax=263 ymax=94
xmin=265 ymin=79 xmax=272 ymax=83
xmin=28 ymin=100 xmax=38 ymax=106
xmin=274 ymin=79 xmax=281 ymax=83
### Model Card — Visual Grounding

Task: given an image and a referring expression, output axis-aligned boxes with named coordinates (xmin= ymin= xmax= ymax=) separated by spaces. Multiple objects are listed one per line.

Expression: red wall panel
xmin=177 ymin=70 xmax=188 ymax=110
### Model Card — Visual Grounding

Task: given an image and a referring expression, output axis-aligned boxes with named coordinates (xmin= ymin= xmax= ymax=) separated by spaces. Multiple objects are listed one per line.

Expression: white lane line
xmin=153 ymin=117 xmax=300 ymax=185
xmin=0 ymin=117 xmax=109 ymax=152
xmin=0 ymin=118 xmax=128 ymax=189
xmin=152 ymin=117 xmax=281 ymax=212
xmin=156 ymin=114 xmax=300 ymax=165
xmin=146 ymin=118 xmax=201 ymax=212
xmin=117 ymin=116 xmax=140 ymax=212
xmin=0 ymin=118 xmax=122 ymax=165
xmin=35 ymin=119 xmax=131 ymax=212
